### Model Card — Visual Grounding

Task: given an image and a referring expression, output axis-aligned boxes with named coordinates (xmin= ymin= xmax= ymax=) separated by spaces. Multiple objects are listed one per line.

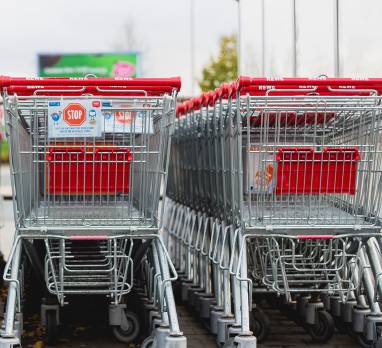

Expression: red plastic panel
xmin=47 ymin=148 xmax=133 ymax=194
xmin=276 ymin=148 xmax=360 ymax=195
xmin=70 ymin=236 xmax=108 ymax=240
xmin=297 ymin=235 xmax=334 ymax=240
xmin=247 ymin=111 xmax=336 ymax=127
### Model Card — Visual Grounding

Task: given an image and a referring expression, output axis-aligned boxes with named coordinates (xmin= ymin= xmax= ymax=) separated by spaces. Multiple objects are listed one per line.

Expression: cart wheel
xmin=333 ymin=315 xmax=348 ymax=333
xmin=266 ymin=295 xmax=278 ymax=309
xmin=308 ymin=311 xmax=334 ymax=342
xmin=0 ymin=253 xmax=6 ymax=289
xmin=202 ymin=317 xmax=211 ymax=332
xmin=252 ymin=294 xmax=266 ymax=304
xmin=377 ymin=335 xmax=382 ymax=348
xmin=141 ymin=336 xmax=155 ymax=348
xmin=357 ymin=333 xmax=373 ymax=348
xmin=45 ymin=310 xmax=58 ymax=346
xmin=214 ymin=334 xmax=222 ymax=348
xmin=250 ymin=309 xmax=270 ymax=343
xmin=112 ymin=311 xmax=140 ymax=343
xmin=346 ymin=323 xmax=359 ymax=341
xmin=172 ymin=280 xmax=182 ymax=306
xmin=223 ymin=337 xmax=236 ymax=348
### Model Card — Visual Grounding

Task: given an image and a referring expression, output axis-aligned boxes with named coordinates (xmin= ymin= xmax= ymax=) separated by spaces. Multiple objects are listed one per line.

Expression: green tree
xmin=198 ymin=34 xmax=238 ymax=93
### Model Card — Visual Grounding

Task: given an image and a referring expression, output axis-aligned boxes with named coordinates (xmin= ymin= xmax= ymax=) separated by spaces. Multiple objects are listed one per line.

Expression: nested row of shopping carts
xmin=164 ymin=76 xmax=382 ymax=348
xmin=0 ymin=75 xmax=187 ymax=348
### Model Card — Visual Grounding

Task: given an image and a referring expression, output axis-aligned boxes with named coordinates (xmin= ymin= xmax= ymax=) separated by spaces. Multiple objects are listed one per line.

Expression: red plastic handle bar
xmin=70 ymin=236 xmax=108 ymax=240
xmin=324 ymin=148 xmax=359 ymax=154
xmin=95 ymin=148 xmax=131 ymax=154
xmin=0 ymin=76 xmax=181 ymax=92
xmin=278 ymin=148 xmax=314 ymax=154
xmin=297 ymin=235 xmax=334 ymax=240
xmin=238 ymin=85 xmax=382 ymax=97
xmin=50 ymin=149 xmax=84 ymax=154
xmin=236 ymin=76 xmax=382 ymax=90
xmin=5 ymin=85 xmax=176 ymax=96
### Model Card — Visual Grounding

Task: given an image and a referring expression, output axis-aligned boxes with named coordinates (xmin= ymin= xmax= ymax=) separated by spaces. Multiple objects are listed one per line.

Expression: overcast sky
xmin=240 ymin=0 xmax=382 ymax=79
xmin=0 ymin=0 xmax=238 ymax=97
xmin=1 ymin=0 xmax=382 ymax=97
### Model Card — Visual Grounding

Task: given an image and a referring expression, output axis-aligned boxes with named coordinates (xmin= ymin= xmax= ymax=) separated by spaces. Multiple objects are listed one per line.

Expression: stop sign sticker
xmin=115 ymin=105 xmax=136 ymax=124
xmin=48 ymin=100 xmax=102 ymax=138
xmin=63 ymin=103 xmax=86 ymax=126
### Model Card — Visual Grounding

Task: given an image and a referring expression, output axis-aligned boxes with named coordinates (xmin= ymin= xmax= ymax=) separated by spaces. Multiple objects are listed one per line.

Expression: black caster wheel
xmin=377 ymin=335 xmax=382 ymax=348
xmin=357 ymin=333 xmax=373 ymax=348
xmin=172 ymin=279 xmax=182 ymax=306
xmin=346 ymin=323 xmax=359 ymax=341
xmin=223 ymin=337 xmax=236 ymax=348
xmin=214 ymin=334 xmax=222 ymax=348
xmin=279 ymin=305 xmax=294 ymax=321
xmin=112 ymin=311 xmax=140 ymax=343
xmin=266 ymin=295 xmax=278 ymax=310
xmin=46 ymin=310 xmax=58 ymax=346
xmin=308 ymin=311 xmax=335 ymax=343
xmin=0 ymin=253 xmax=6 ymax=289
xmin=201 ymin=317 xmax=211 ymax=332
xmin=250 ymin=309 xmax=270 ymax=343
xmin=189 ymin=306 xmax=196 ymax=318
xmin=252 ymin=294 xmax=266 ymax=304
xmin=333 ymin=315 xmax=348 ymax=333
xmin=141 ymin=335 xmax=155 ymax=348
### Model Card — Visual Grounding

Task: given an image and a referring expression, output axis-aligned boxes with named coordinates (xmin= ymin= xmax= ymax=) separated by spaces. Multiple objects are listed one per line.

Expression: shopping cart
xmin=165 ymin=90 xmax=262 ymax=348
xmin=222 ymin=76 xmax=382 ymax=344
xmin=0 ymin=75 xmax=187 ymax=348
xmin=165 ymin=76 xmax=382 ymax=348
xmin=0 ymin=101 xmax=5 ymax=289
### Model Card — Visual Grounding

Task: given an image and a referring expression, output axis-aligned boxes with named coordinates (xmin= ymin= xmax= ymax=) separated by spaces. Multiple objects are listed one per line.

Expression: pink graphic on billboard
xmin=112 ymin=61 xmax=136 ymax=78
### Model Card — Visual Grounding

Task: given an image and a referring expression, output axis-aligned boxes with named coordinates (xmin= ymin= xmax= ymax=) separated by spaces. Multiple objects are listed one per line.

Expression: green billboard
xmin=38 ymin=53 xmax=141 ymax=78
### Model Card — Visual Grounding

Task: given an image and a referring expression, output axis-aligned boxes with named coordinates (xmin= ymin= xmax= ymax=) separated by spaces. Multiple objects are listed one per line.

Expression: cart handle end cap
xmin=213 ymin=88 xmax=220 ymax=102
xmin=236 ymin=76 xmax=251 ymax=91
xmin=200 ymin=92 xmax=207 ymax=106
xmin=191 ymin=97 xmax=201 ymax=110
xmin=228 ymin=82 xmax=237 ymax=97
xmin=206 ymin=91 xmax=214 ymax=105
xmin=219 ymin=84 xmax=230 ymax=99
xmin=176 ymin=103 xmax=186 ymax=118
xmin=170 ymin=77 xmax=182 ymax=92
xmin=0 ymin=76 xmax=11 ymax=92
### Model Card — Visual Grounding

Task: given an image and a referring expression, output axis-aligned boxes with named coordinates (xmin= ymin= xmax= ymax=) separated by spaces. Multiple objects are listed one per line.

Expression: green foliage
xmin=198 ymin=34 xmax=238 ymax=93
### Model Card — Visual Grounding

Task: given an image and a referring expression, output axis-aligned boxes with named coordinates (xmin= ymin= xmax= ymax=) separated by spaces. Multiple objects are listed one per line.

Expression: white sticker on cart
xmin=48 ymin=100 xmax=102 ymax=138
xmin=248 ymin=145 xmax=275 ymax=194
xmin=101 ymin=102 xmax=154 ymax=134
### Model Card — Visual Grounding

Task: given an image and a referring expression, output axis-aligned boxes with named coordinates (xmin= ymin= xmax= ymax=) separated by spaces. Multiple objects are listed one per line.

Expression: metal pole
xmin=191 ymin=0 xmax=195 ymax=96
xmin=292 ymin=0 xmax=297 ymax=77
xmin=262 ymin=0 xmax=265 ymax=77
xmin=334 ymin=0 xmax=339 ymax=77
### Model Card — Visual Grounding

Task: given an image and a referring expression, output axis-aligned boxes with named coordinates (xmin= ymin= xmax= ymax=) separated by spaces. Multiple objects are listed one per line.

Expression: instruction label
xmin=48 ymin=100 xmax=102 ymax=138
xmin=102 ymin=102 xmax=154 ymax=134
